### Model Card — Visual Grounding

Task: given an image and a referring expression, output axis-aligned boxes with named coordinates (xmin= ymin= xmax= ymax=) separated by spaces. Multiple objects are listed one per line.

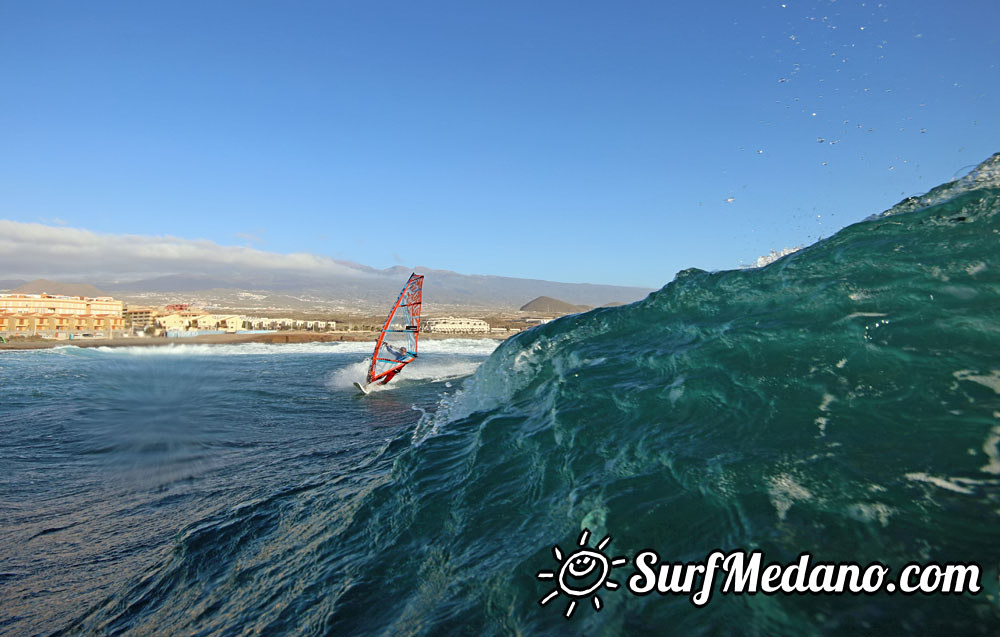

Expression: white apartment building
xmin=422 ymin=317 xmax=490 ymax=334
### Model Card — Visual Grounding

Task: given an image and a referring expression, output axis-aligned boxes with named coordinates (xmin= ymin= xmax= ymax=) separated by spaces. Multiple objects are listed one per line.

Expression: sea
xmin=2 ymin=154 xmax=999 ymax=635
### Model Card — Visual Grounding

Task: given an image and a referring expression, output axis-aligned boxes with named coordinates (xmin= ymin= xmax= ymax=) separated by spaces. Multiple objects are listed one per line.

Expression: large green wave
xmin=387 ymin=152 xmax=1000 ymax=634
xmin=72 ymin=155 xmax=1000 ymax=635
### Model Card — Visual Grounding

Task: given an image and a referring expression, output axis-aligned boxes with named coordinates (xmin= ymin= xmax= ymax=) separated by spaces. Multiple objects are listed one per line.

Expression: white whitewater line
xmin=904 ymin=472 xmax=974 ymax=495
xmin=38 ymin=338 xmax=503 ymax=358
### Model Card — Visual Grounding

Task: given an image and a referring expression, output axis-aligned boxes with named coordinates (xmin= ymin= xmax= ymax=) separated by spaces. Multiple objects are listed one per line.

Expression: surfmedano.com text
xmin=627 ymin=550 xmax=982 ymax=606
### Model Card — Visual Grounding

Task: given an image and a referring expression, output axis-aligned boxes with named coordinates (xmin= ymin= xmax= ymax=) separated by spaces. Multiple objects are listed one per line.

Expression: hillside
xmin=519 ymin=296 xmax=592 ymax=314
xmin=12 ymin=279 xmax=110 ymax=298
xmin=99 ymin=270 xmax=652 ymax=312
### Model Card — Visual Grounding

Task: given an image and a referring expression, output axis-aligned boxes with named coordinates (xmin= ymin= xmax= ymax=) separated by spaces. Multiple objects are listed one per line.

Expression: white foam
xmin=418 ymin=338 xmax=504 ymax=356
xmin=980 ymin=420 xmax=1000 ymax=475
xmin=411 ymin=341 xmax=542 ymax=442
xmin=767 ymin=473 xmax=813 ymax=521
xmin=904 ymin=472 xmax=974 ymax=495
xmin=837 ymin=311 xmax=887 ymax=321
xmin=46 ymin=342 xmax=342 ymax=356
xmin=953 ymin=369 xmax=1000 ymax=394
xmin=326 ymin=356 xmax=485 ymax=392
xmin=966 ymin=261 xmax=987 ymax=276
xmin=818 ymin=393 xmax=835 ymax=411
xmin=38 ymin=338 xmax=503 ymax=358
xmin=815 ymin=393 xmax=836 ymax=436
xmin=324 ymin=338 xmax=501 ymax=392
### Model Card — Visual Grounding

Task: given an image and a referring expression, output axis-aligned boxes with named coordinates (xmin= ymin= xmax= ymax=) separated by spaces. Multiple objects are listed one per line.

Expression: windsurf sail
xmin=365 ymin=272 xmax=423 ymax=385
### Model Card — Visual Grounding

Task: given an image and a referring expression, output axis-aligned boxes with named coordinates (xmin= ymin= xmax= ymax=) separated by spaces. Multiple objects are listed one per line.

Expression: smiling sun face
xmin=559 ymin=549 xmax=609 ymax=597
xmin=537 ymin=529 xmax=628 ymax=619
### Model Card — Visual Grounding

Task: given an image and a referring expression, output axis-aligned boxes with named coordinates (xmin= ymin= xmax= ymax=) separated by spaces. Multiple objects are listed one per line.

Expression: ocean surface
xmin=3 ymin=154 xmax=1000 ymax=635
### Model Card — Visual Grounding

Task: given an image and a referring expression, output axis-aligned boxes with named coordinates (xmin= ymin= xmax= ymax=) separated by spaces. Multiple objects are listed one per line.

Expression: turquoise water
xmin=3 ymin=155 xmax=1000 ymax=634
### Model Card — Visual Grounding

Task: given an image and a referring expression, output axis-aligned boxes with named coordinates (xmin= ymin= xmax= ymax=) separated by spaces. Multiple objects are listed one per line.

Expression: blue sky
xmin=1 ymin=1 xmax=997 ymax=288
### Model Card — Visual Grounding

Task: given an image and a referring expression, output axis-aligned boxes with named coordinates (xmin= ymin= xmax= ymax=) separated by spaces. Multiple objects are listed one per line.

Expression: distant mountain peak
xmin=520 ymin=296 xmax=592 ymax=314
xmin=11 ymin=279 xmax=110 ymax=298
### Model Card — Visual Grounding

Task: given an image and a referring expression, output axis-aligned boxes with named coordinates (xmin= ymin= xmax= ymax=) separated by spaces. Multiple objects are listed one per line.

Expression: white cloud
xmin=0 ymin=220 xmax=371 ymax=281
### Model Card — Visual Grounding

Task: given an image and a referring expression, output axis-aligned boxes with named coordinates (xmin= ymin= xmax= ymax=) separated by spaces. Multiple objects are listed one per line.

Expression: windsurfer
xmin=376 ymin=343 xmax=410 ymax=385
xmin=384 ymin=343 xmax=409 ymax=361
xmin=358 ymin=272 xmax=423 ymax=393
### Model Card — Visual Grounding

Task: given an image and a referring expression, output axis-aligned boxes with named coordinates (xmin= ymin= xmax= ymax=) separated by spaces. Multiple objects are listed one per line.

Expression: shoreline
xmin=0 ymin=330 xmax=513 ymax=351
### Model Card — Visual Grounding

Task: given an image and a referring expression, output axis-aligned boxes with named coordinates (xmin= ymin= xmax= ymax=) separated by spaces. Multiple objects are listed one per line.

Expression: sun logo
xmin=536 ymin=528 xmax=628 ymax=619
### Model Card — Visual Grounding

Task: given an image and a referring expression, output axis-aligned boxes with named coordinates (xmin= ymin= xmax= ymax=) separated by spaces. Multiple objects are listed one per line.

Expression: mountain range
xmin=1 ymin=269 xmax=653 ymax=314
xmin=0 ymin=221 xmax=655 ymax=313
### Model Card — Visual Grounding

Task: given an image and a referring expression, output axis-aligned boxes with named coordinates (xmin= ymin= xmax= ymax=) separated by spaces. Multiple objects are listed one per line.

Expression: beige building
xmin=194 ymin=315 xmax=220 ymax=330
xmin=217 ymin=316 xmax=244 ymax=332
xmin=0 ymin=293 xmax=125 ymax=339
xmin=148 ymin=309 xmax=336 ymax=334
xmin=193 ymin=314 xmax=243 ymax=332
xmin=156 ymin=310 xmax=208 ymax=332
xmin=422 ymin=317 xmax=490 ymax=334
xmin=124 ymin=306 xmax=158 ymax=329
xmin=0 ymin=293 xmax=123 ymax=316
xmin=0 ymin=312 xmax=124 ymax=339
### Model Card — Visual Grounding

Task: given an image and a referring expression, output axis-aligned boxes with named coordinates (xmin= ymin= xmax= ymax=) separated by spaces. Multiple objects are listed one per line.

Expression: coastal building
xmin=0 ymin=293 xmax=339 ymax=340
xmin=422 ymin=317 xmax=490 ymax=334
xmin=0 ymin=293 xmax=126 ymax=339
xmin=0 ymin=293 xmax=123 ymax=316
xmin=124 ymin=306 xmax=158 ymax=329
xmin=194 ymin=315 xmax=216 ymax=330
xmin=214 ymin=315 xmax=243 ymax=332
xmin=0 ymin=312 xmax=125 ymax=339
xmin=150 ymin=311 xmax=335 ymax=335
xmin=194 ymin=314 xmax=241 ymax=331
xmin=155 ymin=310 xmax=208 ymax=332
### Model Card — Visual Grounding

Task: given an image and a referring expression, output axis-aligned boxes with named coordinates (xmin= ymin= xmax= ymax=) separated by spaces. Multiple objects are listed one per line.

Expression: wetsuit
xmin=384 ymin=343 xmax=408 ymax=360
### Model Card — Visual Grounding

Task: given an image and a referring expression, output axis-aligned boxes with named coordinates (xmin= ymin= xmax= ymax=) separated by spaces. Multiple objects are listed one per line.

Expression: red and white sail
xmin=366 ymin=273 xmax=423 ymax=384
